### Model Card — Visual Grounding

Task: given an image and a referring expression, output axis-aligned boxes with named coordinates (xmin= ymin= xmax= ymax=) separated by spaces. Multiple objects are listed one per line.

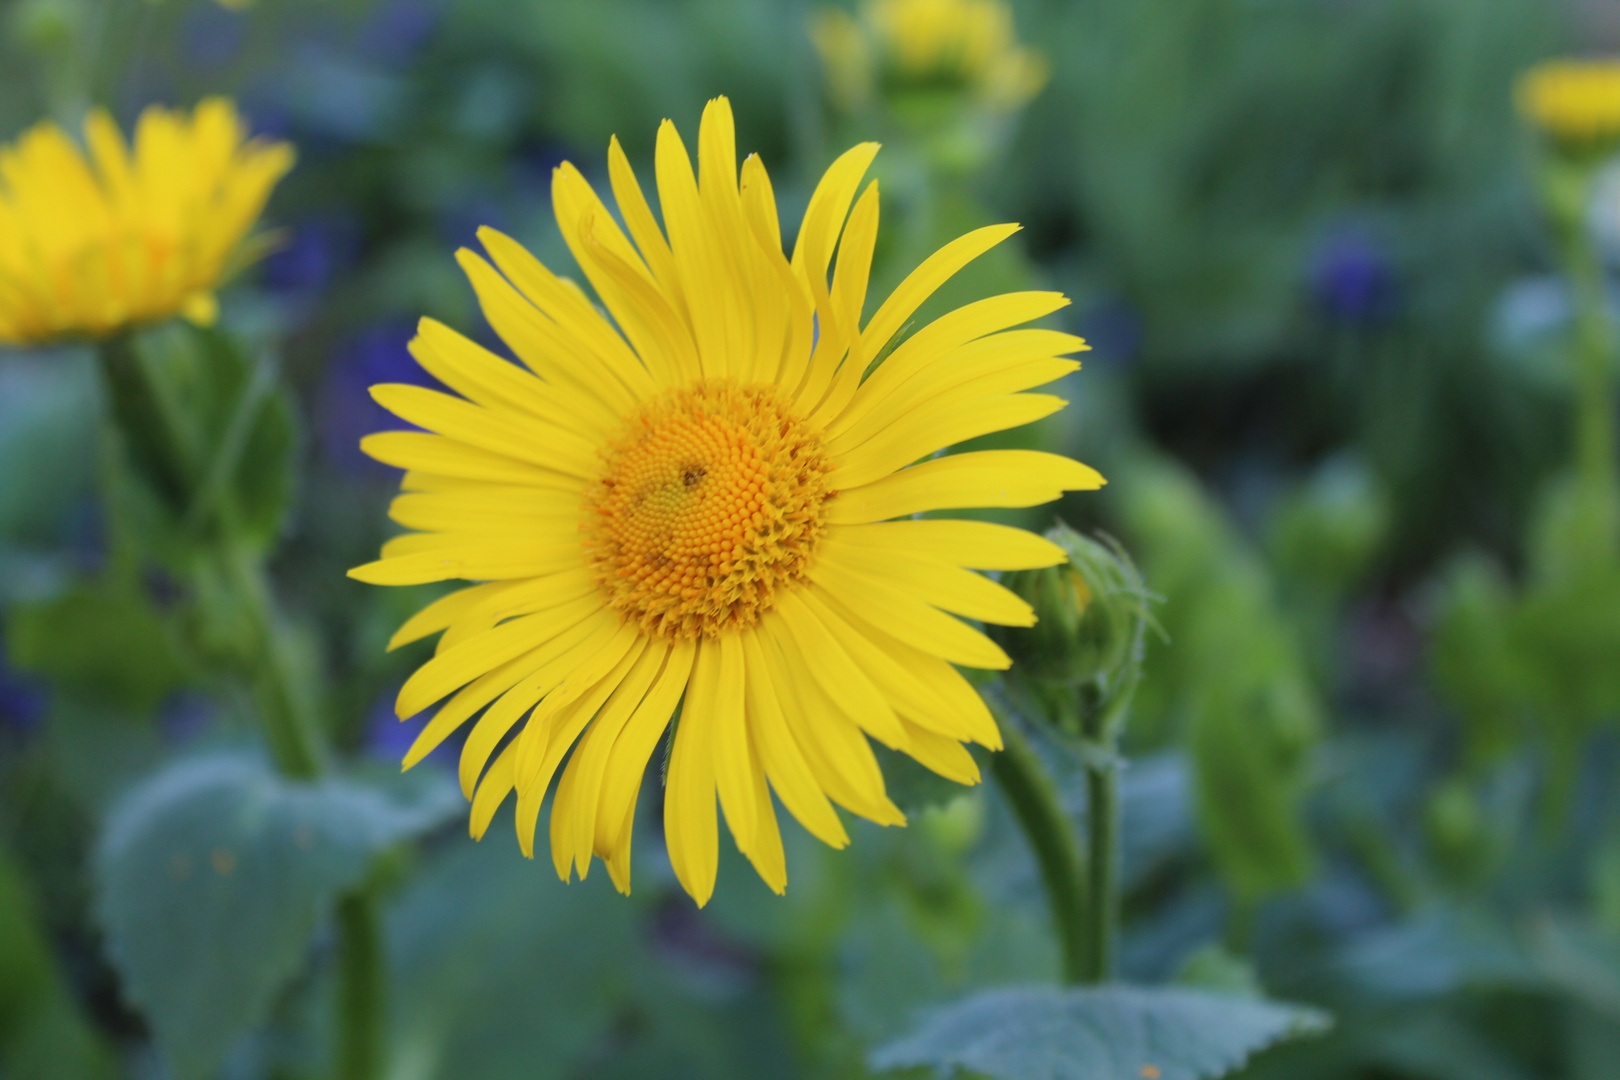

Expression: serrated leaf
xmin=870 ymin=985 xmax=1330 ymax=1080
xmin=93 ymin=752 xmax=459 ymax=1080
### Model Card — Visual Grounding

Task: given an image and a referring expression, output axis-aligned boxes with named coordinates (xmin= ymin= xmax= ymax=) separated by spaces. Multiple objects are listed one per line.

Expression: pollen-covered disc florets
xmin=583 ymin=382 xmax=834 ymax=640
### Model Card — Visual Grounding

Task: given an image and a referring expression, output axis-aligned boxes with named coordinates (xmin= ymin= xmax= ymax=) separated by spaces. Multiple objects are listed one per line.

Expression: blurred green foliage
xmin=2 ymin=0 xmax=1620 ymax=1078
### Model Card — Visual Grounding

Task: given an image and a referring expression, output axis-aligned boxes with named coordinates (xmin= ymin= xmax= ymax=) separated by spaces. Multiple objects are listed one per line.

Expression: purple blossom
xmin=261 ymin=216 xmax=362 ymax=296
xmin=1310 ymin=231 xmax=1399 ymax=323
xmin=0 ymin=628 xmax=47 ymax=735
xmin=318 ymin=323 xmax=441 ymax=474
xmin=364 ymin=690 xmax=452 ymax=768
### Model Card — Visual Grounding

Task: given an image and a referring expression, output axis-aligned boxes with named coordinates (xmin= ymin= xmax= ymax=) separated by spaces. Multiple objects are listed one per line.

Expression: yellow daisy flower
xmin=350 ymin=97 xmax=1102 ymax=905
xmin=0 ymin=98 xmax=293 ymax=346
xmin=812 ymin=0 xmax=1048 ymax=114
xmin=1517 ymin=59 xmax=1620 ymax=149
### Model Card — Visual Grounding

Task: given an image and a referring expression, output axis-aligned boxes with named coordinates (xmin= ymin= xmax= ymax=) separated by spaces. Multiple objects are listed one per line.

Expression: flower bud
xmin=991 ymin=523 xmax=1151 ymax=738
xmin=1424 ymin=777 xmax=1490 ymax=888
xmin=1267 ymin=455 xmax=1389 ymax=598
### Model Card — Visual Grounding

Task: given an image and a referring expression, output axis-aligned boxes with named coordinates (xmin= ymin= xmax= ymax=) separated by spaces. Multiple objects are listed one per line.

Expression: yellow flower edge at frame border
xmin=349 ymin=96 xmax=1104 ymax=906
xmin=1517 ymin=58 xmax=1620 ymax=146
xmin=0 ymin=98 xmax=293 ymax=346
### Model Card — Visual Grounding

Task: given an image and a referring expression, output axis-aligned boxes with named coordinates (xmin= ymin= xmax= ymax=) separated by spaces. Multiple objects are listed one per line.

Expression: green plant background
xmin=2 ymin=0 xmax=1619 ymax=1078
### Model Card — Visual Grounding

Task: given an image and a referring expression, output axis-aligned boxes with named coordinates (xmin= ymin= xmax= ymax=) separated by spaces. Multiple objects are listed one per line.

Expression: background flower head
xmin=1517 ymin=58 xmax=1620 ymax=155
xmin=812 ymin=0 xmax=1047 ymax=116
xmin=0 ymin=98 xmax=293 ymax=346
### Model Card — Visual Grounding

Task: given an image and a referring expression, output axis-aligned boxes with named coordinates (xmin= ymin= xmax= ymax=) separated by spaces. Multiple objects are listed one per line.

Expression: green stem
xmin=335 ymin=890 xmax=387 ymax=1080
xmin=1563 ymin=218 xmax=1619 ymax=506
xmin=988 ymin=711 xmax=1088 ymax=984
xmin=217 ymin=545 xmax=324 ymax=779
xmin=1080 ymin=751 xmax=1120 ymax=982
xmin=96 ymin=328 xmax=384 ymax=1076
xmin=217 ymin=539 xmax=388 ymax=1080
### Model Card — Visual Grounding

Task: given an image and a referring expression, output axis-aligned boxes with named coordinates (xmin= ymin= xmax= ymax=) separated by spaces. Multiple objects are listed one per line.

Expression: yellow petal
xmin=666 ymin=638 xmax=722 ymax=905
xmin=830 ymin=393 xmax=1068 ymax=491
xmin=809 ymin=557 xmax=1011 ymax=670
xmin=859 ymin=224 xmax=1021 ymax=358
xmin=739 ymin=628 xmax=849 ymax=848
xmin=827 ymin=449 xmax=1105 ymax=524
xmin=827 ymin=519 xmax=1067 ymax=570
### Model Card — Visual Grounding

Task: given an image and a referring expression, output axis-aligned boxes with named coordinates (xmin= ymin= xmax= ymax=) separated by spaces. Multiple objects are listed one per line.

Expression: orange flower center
xmin=582 ymin=382 xmax=835 ymax=640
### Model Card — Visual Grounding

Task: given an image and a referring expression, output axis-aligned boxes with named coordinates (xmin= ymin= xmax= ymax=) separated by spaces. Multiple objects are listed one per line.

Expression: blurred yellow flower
xmin=1517 ymin=59 xmax=1620 ymax=148
xmin=350 ymin=97 xmax=1101 ymax=905
xmin=0 ymin=98 xmax=293 ymax=346
xmin=812 ymin=0 xmax=1048 ymax=113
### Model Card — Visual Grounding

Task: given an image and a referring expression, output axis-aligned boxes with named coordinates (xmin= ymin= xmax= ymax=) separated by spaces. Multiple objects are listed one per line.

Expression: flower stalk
xmin=1078 ymin=725 xmax=1122 ymax=983
xmin=1524 ymin=68 xmax=1620 ymax=562
xmin=95 ymin=331 xmax=384 ymax=1080
xmin=988 ymin=711 xmax=1087 ymax=983
xmin=990 ymin=525 xmax=1152 ymax=985
xmin=1558 ymin=201 xmax=1619 ymax=512
xmin=217 ymin=544 xmax=324 ymax=780
xmin=335 ymin=889 xmax=387 ymax=1080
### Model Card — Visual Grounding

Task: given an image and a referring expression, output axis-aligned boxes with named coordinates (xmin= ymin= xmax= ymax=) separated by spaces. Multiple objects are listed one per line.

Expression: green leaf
xmin=93 ymin=752 xmax=459 ymax=1080
xmin=1265 ymin=454 xmax=1390 ymax=599
xmin=0 ymin=846 xmax=117 ymax=1080
xmin=103 ymin=322 xmax=297 ymax=559
xmin=0 ymin=352 xmax=98 ymax=567
xmin=388 ymin=825 xmax=805 ymax=1080
xmin=1121 ymin=457 xmax=1323 ymax=902
xmin=1337 ymin=908 xmax=1534 ymax=999
xmin=8 ymin=578 xmax=187 ymax=710
xmin=1428 ymin=554 xmax=1534 ymax=767
xmin=1174 ymin=943 xmax=1263 ymax=999
xmin=1532 ymin=917 xmax=1620 ymax=1019
xmin=1366 ymin=1007 xmax=1543 ymax=1080
xmin=869 ymin=985 xmax=1330 ymax=1080
xmin=387 ymin=836 xmax=644 ymax=1080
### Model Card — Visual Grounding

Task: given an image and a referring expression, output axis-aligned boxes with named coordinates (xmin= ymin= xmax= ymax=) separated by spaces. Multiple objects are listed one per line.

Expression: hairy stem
xmin=989 ymin=712 xmax=1088 ymax=984
xmin=335 ymin=890 xmax=387 ymax=1080
xmin=1080 ymin=750 xmax=1120 ymax=982
xmin=218 ymin=545 xmax=324 ymax=779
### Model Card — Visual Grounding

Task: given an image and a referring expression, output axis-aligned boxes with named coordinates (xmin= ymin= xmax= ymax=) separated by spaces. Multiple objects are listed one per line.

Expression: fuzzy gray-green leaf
xmin=870 ymin=985 xmax=1330 ymax=1080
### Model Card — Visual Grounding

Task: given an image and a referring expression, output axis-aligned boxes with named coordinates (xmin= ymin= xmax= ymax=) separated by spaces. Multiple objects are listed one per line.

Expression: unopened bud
xmin=992 ymin=523 xmax=1151 ymax=738
xmin=1268 ymin=455 xmax=1389 ymax=596
xmin=1424 ymin=777 xmax=1490 ymax=887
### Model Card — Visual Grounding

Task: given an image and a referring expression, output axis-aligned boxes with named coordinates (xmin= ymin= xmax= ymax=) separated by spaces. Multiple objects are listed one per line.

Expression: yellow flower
xmin=1517 ymin=59 xmax=1620 ymax=148
xmin=0 ymin=98 xmax=293 ymax=346
xmin=350 ymin=98 xmax=1102 ymax=905
xmin=812 ymin=0 xmax=1048 ymax=113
